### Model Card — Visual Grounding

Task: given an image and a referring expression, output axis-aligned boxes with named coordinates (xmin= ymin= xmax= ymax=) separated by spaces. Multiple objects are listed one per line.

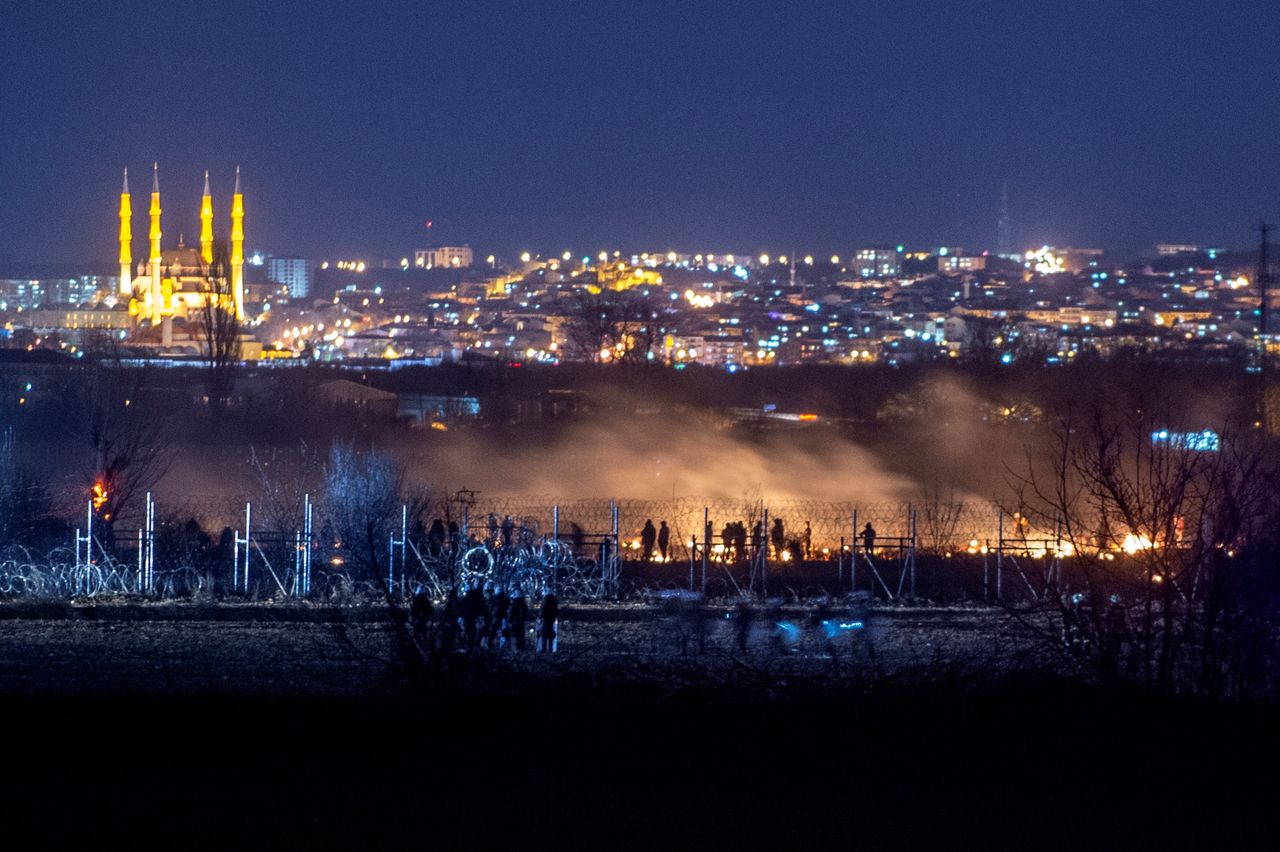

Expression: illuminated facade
xmin=856 ymin=248 xmax=901 ymax=278
xmin=118 ymin=164 xmax=246 ymax=343
xmin=268 ymin=256 xmax=313 ymax=299
xmin=415 ymin=246 xmax=473 ymax=269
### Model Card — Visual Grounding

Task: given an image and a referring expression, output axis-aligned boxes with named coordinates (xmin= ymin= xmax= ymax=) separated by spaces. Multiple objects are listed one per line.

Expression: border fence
xmin=0 ymin=490 xmax=1087 ymax=605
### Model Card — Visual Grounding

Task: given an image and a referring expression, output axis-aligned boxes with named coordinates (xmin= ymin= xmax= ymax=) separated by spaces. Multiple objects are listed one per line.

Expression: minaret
xmin=200 ymin=170 xmax=214 ymax=266
xmin=230 ymin=165 xmax=245 ymax=320
xmin=148 ymin=163 xmax=163 ymax=314
xmin=118 ymin=168 xmax=132 ymax=296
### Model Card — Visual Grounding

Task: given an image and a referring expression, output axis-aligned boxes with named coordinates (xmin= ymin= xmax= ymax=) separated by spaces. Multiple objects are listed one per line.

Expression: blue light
xmin=775 ymin=621 xmax=802 ymax=645
xmin=1000 ymin=353 xmax=1014 ymax=364
xmin=1151 ymin=430 xmax=1220 ymax=452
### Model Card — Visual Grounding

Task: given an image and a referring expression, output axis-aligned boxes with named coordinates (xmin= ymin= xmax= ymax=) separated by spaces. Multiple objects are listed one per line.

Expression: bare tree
xmin=563 ymin=289 xmax=620 ymax=363
xmin=563 ymin=289 xmax=664 ymax=365
xmin=0 ymin=428 xmax=56 ymax=547
xmin=1007 ymin=407 xmax=1280 ymax=698
xmin=56 ymin=357 xmax=172 ymax=531
xmin=319 ymin=441 xmax=421 ymax=582
xmin=247 ymin=441 xmax=323 ymax=535
xmin=198 ymin=239 xmax=241 ymax=412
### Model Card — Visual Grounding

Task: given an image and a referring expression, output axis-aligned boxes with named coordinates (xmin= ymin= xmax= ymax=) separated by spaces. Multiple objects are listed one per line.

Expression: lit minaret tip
xmin=148 ymin=162 xmax=163 ymax=319
xmin=230 ymin=165 xmax=245 ymax=320
xmin=118 ymin=168 xmax=133 ymax=296
xmin=199 ymin=169 xmax=214 ymax=265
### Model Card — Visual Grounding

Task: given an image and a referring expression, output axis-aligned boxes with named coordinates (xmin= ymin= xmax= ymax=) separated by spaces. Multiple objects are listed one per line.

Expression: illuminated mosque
xmin=117 ymin=164 xmax=245 ymax=344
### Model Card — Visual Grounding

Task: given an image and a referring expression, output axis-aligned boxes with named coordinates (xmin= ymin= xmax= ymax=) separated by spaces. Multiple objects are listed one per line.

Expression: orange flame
xmin=91 ymin=481 xmax=109 ymax=511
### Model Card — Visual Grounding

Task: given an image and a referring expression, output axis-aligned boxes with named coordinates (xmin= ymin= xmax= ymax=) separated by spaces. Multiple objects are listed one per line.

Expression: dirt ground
xmin=0 ymin=603 xmax=1270 ymax=848
xmin=0 ymin=603 xmax=1035 ymax=696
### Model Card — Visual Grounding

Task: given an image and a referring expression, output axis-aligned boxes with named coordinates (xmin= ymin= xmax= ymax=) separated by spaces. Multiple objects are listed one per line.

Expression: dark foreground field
xmin=0 ymin=604 xmax=1272 ymax=849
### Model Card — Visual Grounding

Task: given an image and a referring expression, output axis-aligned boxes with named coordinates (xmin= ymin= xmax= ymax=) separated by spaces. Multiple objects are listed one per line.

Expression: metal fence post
xmin=909 ymin=507 xmax=917 ymax=599
xmin=996 ymin=510 xmax=1004 ymax=601
xmin=701 ymin=506 xmax=709 ymax=595
xmin=851 ymin=508 xmax=857 ymax=594
xmin=760 ymin=506 xmax=769 ymax=600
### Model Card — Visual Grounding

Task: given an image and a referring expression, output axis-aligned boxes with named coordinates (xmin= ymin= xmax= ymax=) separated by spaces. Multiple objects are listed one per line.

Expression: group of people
xmin=709 ymin=518 xmax=814 ymax=564
xmin=411 ymin=585 xmax=559 ymax=653
xmin=636 ymin=517 xmax=828 ymax=565
xmin=639 ymin=520 xmax=672 ymax=561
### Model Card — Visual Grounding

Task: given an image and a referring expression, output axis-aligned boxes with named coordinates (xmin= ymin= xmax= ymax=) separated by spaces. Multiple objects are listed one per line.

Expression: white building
xmin=268 ymin=257 xmax=313 ymax=299
xmin=415 ymin=246 xmax=474 ymax=269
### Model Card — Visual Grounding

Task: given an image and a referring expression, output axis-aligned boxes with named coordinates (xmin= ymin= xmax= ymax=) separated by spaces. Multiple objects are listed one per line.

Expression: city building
xmin=0 ymin=276 xmax=114 ymax=310
xmin=268 ymin=256 xmax=313 ymax=299
xmin=414 ymin=246 xmax=474 ymax=269
xmin=938 ymin=254 xmax=987 ymax=274
xmin=856 ymin=247 xmax=901 ymax=278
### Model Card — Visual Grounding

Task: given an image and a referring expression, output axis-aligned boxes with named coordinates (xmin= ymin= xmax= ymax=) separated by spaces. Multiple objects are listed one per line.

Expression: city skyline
xmin=2 ymin=0 xmax=1279 ymax=263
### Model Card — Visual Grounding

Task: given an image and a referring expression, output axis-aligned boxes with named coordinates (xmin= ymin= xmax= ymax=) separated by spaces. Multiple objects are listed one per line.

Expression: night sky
xmin=2 ymin=0 xmax=1278 ymax=264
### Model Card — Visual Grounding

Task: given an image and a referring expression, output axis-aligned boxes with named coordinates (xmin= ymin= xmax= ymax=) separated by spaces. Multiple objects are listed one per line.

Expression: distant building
xmin=267 ymin=256 xmax=313 ymax=299
xmin=0 ymin=276 xmax=114 ymax=310
xmin=415 ymin=246 xmax=473 ymax=269
xmin=1055 ymin=247 xmax=1104 ymax=273
xmin=856 ymin=247 xmax=901 ymax=278
xmin=938 ymin=255 xmax=987 ymax=274
xmin=1156 ymin=243 xmax=1200 ymax=256
xmin=23 ymin=306 xmax=132 ymax=331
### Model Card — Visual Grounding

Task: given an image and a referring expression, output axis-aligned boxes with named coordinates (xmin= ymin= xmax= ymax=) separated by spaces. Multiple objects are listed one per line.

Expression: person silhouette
xmin=640 ymin=519 xmax=657 ymax=562
xmin=538 ymin=591 xmax=560 ymax=652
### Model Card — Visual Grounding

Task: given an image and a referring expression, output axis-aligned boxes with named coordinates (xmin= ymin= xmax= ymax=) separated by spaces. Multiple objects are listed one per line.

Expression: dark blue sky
xmin=2 ymin=0 xmax=1278 ymax=264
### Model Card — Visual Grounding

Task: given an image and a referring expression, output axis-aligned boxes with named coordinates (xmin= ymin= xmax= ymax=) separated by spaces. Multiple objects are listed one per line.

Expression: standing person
xmin=487 ymin=587 xmax=510 ymax=650
xmin=657 ymin=520 xmax=671 ymax=561
xmin=487 ymin=513 xmax=499 ymax=547
xmin=770 ymin=518 xmax=785 ymax=559
xmin=427 ymin=518 xmax=446 ymax=557
xmin=733 ymin=523 xmax=747 ymax=564
xmin=508 ymin=588 xmax=529 ymax=651
xmin=410 ymin=584 xmax=433 ymax=649
xmin=802 ymin=521 xmax=812 ymax=559
xmin=720 ymin=523 xmax=733 ymax=562
xmin=751 ymin=521 xmax=764 ymax=562
xmin=570 ymin=522 xmax=585 ymax=557
xmin=441 ymin=588 xmax=461 ymax=652
xmin=462 ymin=584 xmax=487 ymax=650
xmin=501 ymin=515 xmax=515 ymax=550
xmin=861 ymin=522 xmax=877 ymax=559
xmin=640 ymin=519 xmax=657 ymax=562
xmin=538 ymin=591 xmax=560 ymax=652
